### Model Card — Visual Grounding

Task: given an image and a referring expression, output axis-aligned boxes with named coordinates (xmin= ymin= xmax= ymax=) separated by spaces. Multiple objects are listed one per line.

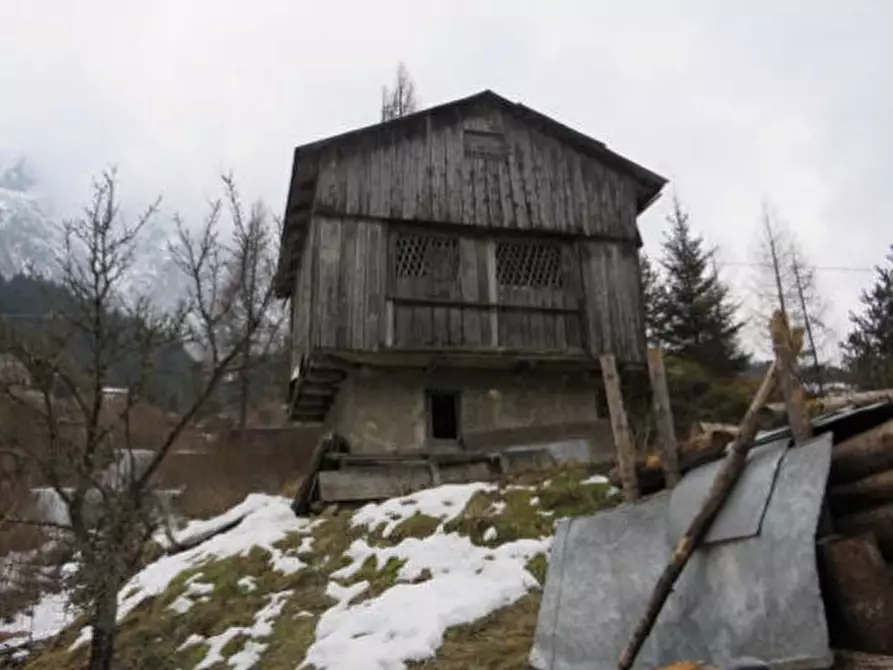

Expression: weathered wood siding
xmin=312 ymin=100 xmax=639 ymax=241
xmin=292 ymin=97 xmax=648 ymax=362
xmin=290 ymin=222 xmax=316 ymax=365
xmin=579 ymin=240 xmax=646 ymax=362
xmin=305 ymin=214 xmax=388 ymax=351
xmin=387 ymin=227 xmax=584 ymax=351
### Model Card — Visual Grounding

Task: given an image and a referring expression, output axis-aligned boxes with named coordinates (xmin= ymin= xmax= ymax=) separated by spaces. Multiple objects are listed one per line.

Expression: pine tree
xmin=841 ymin=245 xmax=893 ymax=389
xmin=639 ymin=250 xmax=665 ymax=347
xmin=655 ymin=196 xmax=748 ymax=377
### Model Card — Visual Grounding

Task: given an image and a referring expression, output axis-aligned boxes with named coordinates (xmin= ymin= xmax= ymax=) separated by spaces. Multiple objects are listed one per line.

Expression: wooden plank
xmin=600 ymin=353 xmax=638 ymax=502
xmin=485 ymin=239 xmax=498 ymax=347
xmin=340 ymin=217 xmax=359 ymax=348
xmin=411 ymin=304 xmax=433 ymax=348
xmin=318 ymin=467 xmax=434 ymax=502
xmin=394 ymin=303 xmax=412 ymax=348
xmin=448 ymin=306 xmax=463 ymax=347
xmin=316 ymin=217 xmax=343 ymax=349
xmin=432 ymin=305 xmax=449 ymax=347
xmin=819 ymin=533 xmax=893 ymax=655
xmin=385 ymin=298 xmax=394 ymax=348
xmin=647 ymin=348 xmax=680 ymax=488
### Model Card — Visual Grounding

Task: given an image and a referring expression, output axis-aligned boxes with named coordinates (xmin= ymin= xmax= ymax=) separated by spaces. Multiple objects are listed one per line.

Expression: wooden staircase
xmin=289 ymin=355 xmax=348 ymax=424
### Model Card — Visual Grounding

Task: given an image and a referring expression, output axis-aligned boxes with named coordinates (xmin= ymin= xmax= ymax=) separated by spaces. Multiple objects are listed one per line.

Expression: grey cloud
xmin=1 ymin=0 xmax=890 ymax=357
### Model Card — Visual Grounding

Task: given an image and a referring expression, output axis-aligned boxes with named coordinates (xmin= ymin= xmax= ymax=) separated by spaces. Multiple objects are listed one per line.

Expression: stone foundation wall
xmin=326 ymin=367 xmax=603 ymax=455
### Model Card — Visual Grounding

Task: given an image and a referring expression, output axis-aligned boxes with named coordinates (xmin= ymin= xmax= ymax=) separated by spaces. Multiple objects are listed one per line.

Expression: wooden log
xmin=837 ymin=502 xmax=893 ymax=560
xmin=830 ymin=470 xmax=893 ymax=514
xmin=771 ymin=310 xmax=812 ymax=444
xmin=616 ymin=355 xmax=781 ymax=670
xmin=833 ymin=649 xmax=893 ymax=670
xmin=647 ymin=348 xmax=680 ymax=488
xmin=607 ymin=428 xmax=736 ymax=492
xmin=600 ymin=354 xmax=638 ymax=503
xmin=291 ymin=433 xmax=337 ymax=515
xmin=819 ymin=533 xmax=893 ymax=655
xmin=830 ymin=420 xmax=893 ymax=484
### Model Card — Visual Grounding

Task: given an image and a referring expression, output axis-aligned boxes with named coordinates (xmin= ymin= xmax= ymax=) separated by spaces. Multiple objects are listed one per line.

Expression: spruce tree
xmin=655 ymin=196 xmax=748 ymax=377
xmin=639 ymin=250 xmax=665 ymax=347
xmin=841 ymin=245 xmax=893 ymax=389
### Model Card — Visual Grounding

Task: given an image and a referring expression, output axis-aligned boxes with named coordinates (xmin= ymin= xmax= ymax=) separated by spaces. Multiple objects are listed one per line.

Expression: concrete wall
xmin=326 ymin=367 xmax=602 ymax=455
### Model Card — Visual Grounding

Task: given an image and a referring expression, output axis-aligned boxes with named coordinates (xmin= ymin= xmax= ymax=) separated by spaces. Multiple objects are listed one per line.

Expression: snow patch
xmin=71 ymin=494 xmax=313 ymax=649
xmin=352 ymin=483 xmax=496 ymax=537
xmin=0 ymin=592 xmax=75 ymax=648
xmin=195 ymin=590 xmax=292 ymax=670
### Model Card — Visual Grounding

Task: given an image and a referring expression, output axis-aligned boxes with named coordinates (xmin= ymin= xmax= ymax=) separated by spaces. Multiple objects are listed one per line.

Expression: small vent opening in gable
xmin=463 ymin=130 xmax=507 ymax=159
xmin=496 ymin=239 xmax=565 ymax=289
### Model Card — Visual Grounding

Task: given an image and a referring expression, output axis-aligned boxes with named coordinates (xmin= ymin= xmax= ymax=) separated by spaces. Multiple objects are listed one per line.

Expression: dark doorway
xmin=427 ymin=390 xmax=460 ymax=441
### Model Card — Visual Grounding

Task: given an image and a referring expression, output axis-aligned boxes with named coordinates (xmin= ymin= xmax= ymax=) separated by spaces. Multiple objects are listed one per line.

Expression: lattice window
xmin=496 ymin=239 xmax=564 ymax=289
xmin=393 ymin=231 xmax=459 ymax=281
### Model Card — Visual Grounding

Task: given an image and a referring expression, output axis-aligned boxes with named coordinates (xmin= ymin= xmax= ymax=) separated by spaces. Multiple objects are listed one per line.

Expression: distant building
xmin=274 ymin=90 xmax=666 ymax=456
xmin=0 ymin=352 xmax=32 ymax=388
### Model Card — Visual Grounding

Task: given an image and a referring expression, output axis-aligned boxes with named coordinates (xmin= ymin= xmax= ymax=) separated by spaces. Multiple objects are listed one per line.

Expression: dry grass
xmin=20 ymin=463 xmax=619 ymax=670
xmin=157 ymin=424 xmax=320 ymax=520
xmin=410 ymin=594 xmax=542 ymax=670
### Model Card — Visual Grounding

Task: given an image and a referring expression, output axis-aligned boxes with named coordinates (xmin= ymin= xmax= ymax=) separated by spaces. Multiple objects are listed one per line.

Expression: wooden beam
xmin=647 ymin=347 xmax=680 ymax=488
xmin=600 ymin=354 xmax=638 ymax=502
xmin=771 ymin=310 xmax=812 ymax=444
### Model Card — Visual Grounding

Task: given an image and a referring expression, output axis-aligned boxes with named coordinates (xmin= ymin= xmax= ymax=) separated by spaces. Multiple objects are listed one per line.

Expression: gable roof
xmin=274 ymin=90 xmax=668 ymax=296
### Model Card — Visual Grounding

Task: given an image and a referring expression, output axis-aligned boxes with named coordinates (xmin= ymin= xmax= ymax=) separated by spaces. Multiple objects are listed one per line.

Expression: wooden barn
xmin=274 ymin=90 xmax=667 ymax=501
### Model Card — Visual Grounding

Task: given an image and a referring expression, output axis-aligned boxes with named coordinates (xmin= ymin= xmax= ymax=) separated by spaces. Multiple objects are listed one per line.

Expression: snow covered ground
xmin=1 ymin=470 xmax=617 ymax=669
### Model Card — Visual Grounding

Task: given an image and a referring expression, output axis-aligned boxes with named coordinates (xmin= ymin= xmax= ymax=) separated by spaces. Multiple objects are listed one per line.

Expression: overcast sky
xmin=2 ymin=1 xmax=891 ymax=360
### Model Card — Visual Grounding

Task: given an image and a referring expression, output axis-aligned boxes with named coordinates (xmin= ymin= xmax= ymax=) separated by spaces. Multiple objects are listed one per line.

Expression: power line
xmin=721 ymin=261 xmax=876 ymax=274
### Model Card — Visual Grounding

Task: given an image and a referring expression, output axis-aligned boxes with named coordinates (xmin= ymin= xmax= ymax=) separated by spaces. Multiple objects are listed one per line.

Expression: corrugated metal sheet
xmin=531 ymin=433 xmax=834 ymax=670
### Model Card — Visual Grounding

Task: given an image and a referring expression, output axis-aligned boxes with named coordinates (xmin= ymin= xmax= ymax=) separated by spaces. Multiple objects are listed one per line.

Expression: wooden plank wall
xmin=306 ymin=215 xmax=588 ymax=353
xmin=579 ymin=240 xmax=646 ymax=362
xmin=298 ymin=98 xmax=647 ymax=361
xmin=311 ymin=101 xmax=639 ymax=241
xmin=308 ymin=215 xmax=388 ymax=351
xmin=290 ymin=224 xmax=315 ymax=366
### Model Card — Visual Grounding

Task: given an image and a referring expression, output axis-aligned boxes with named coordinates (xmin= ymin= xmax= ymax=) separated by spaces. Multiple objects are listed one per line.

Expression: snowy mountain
xmin=0 ymin=160 xmax=188 ymax=311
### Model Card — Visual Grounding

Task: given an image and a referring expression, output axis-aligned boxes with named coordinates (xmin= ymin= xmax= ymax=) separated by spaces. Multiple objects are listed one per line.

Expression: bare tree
xmin=749 ymin=204 xmax=830 ymax=392
xmin=0 ymin=170 xmax=279 ymax=670
xmin=381 ymin=62 xmax=418 ymax=121
xmin=216 ymin=175 xmax=286 ymax=433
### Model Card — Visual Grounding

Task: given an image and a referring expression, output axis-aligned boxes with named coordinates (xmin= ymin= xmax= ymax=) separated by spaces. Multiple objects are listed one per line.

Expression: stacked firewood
xmin=608 ymin=414 xmax=893 ymax=659
xmin=821 ymin=418 xmax=893 ymax=657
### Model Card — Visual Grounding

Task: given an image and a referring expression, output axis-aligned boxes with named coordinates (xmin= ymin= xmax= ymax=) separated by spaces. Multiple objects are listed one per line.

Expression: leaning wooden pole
xmin=601 ymin=354 xmax=639 ymax=502
xmin=617 ymin=312 xmax=803 ymax=670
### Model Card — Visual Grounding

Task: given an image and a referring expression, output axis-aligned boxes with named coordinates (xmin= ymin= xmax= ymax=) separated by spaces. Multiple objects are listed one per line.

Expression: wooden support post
xmin=647 ymin=347 xmax=680 ymax=488
xmin=771 ymin=311 xmax=812 ymax=444
xmin=600 ymin=354 xmax=638 ymax=503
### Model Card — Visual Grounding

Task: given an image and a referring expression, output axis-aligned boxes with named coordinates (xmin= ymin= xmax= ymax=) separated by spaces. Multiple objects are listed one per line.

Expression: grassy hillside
xmin=9 ymin=465 xmax=619 ymax=670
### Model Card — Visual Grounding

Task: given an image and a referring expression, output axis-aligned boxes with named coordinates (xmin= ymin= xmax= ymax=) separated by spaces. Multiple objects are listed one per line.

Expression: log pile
xmin=609 ymin=312 xmax=893 ymax=668
xmin=613 ymin=409 xmax=893 ymax=660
